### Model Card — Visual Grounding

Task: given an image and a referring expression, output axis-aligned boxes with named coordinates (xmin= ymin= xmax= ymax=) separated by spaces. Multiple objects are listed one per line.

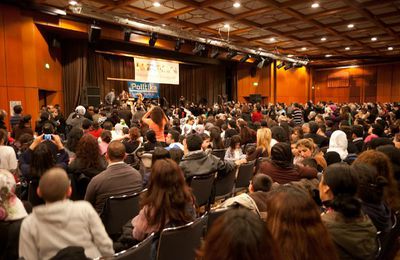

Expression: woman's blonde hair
xmin=295 ymin=138 xmax=315 ymax=152
xmin=257 ymin=128 xmax=272 ymax=157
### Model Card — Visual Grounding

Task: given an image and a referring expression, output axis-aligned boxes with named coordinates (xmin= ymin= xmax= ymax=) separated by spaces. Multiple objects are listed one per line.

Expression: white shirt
xmin=0 ymin=145 xmax=17 ymax=171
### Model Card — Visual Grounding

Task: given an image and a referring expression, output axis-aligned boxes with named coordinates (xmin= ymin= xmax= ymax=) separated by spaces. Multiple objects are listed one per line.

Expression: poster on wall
xmin=9 ymin=101 xmax=22 ymax=116
xmin=128 ymin=81 xmax=160 ymax=99
xmin=134 ymin=57 xmax=179 ymax=85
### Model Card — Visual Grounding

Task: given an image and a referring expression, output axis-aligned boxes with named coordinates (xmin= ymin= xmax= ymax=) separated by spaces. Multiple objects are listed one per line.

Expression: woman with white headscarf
xmin=327 ymin=130 xmax=348 ymax=160
xmin=0 ymin=169 xmax=28 ymax=260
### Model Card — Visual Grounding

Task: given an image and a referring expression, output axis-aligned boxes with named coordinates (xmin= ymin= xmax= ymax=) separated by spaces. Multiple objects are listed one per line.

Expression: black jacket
xmin=179 ymin=151 xmax=235 ymax=180
xmin=0 ymin=219 xmax=23 ymax=260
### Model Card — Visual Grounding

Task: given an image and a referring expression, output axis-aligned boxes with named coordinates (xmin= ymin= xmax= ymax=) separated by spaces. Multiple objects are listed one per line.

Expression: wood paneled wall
xmin=237 ymin=64 xmax=270 ymax=103
xmin=312 ymin=63 xmax=400 ymax=103
xmin=0 ymin=5 xmax=63 ymax=131
xmin=276 ymin=66 xmax=309 ymax=103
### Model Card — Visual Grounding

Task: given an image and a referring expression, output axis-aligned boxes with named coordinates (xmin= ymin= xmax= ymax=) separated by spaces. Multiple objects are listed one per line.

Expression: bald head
xmin=38 ymin=168 xmax=70 ymax=202
xmin=107 ymin=141 xmax=126 ymax=162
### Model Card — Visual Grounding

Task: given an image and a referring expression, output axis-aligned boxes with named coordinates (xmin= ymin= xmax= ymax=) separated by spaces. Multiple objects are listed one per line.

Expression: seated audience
xmin=165 ymin=129 xmax=184 ymax=151
xmin=11 ymin=115 xmax=33 ymax=140
xmin=352 ymin=163 xmax=391 ymax=233
xmin=352 ymin=125 xmax=364 ymax=153
xmin=0 ymin=170 xmax=28 ymax=260
xmin=294 ymin=138 xmax=327 ymax=171
xmin=319 ymin=163 xmax=377 ymax=260
xmin=304 ymin=121 xmax=329 ymax=148
xmin=19 ymin=168 xmax=114 ymax=259
xmin=179 ymin=134 xmax=235 ymax=180
xmin=64 ymin=127 xmax=84 ymax=160
xmin=85 ymin=141 xmax=142 ymax=214
xmin=246 ymin=127 xmax=272 ymax=161
xmin=143 ymin=130 xmax=162 ymax=152
xmin=122 ymin=127 xmax=142 ymax=154
xmin=326 ymin=130 xmax=348 ymax=161
xmin=266 ymin=186 xmax=338 ymax=260
xmin=224 ymin=135 xmax=246 ymax=161
xmin=0 ymin=129 xmax=18 ymax=172
xmin=197 ymin=208 xmax=281 ymax=260
xmin=131 ymin=159 xmax=195 ymax=242
xmin=258 ymin=142 xmax=317 ymax=184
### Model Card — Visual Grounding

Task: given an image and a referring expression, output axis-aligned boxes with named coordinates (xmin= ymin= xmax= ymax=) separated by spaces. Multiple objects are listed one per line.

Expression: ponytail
xmin=331 ymin=194 xmax=361 ymax=219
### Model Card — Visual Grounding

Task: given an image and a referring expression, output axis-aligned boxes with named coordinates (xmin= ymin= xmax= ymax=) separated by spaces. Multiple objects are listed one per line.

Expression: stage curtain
xmin=61 ymin=40 xmax=87 ymax=113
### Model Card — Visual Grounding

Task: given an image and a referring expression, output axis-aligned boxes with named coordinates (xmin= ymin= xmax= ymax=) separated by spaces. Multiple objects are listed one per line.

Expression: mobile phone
xmin=44 ymin=134 xmax=52 ymax=141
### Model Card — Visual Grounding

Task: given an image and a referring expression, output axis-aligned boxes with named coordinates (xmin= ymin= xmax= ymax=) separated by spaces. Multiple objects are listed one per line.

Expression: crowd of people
xmin=0 ymin=96 xmax=399 ymax=260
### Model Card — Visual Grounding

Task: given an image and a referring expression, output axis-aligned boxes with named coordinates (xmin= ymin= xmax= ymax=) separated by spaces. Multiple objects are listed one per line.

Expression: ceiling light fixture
xmin=123 ymin=29 xmax=131 ymax=41
xmin=175 ymin=38 xmax=184 ymax=51
xmin=277 ymin=61 xmax=285 ymax=69
xmin=311 ymin=2 xmax=320 ymax=8
xmin=69 ymin=0 xmax=78 ymax=5
xmin=192 ymin=42 xmax=206 ymax=55
xmin=301 ymin=47 xmax=307 ymax=51
xmin=388 ymin=46 xmax=393 ymax=51
xmin=233 ymin=2 xmax=241 ymax=8
xmin=161 ymin=24 xmax=166 ymax=27
xmin=345 ymin=47 xmax=350 ymax=50
xmin=240 ymin=54 xmax=250 ymax=63
xmin=325 ymin=54 xmax=332 ymax=57
xmin=321 ymin=37 xmax=326 ymax=41
xmin=371 ymin=37 xmax=377 ymax=41
xmin=153 ymin=2 xmax=161 ymax=7
xmin=269 ymin=37 xmax=276 ymax=42
xmin=287 ymin=54 xmax=293 ymax=58
xmin=347 ymin=24 xmax=354 ymax=28
xmin=210 ymin=46 xmax=220 ymax=58
xmin=284 ymin=63 xmax=294 ymax=70
xmin=226 ymin=49 xmax=238 ymax=59
xmin=224 ymin=24 xmax=230 ymax=29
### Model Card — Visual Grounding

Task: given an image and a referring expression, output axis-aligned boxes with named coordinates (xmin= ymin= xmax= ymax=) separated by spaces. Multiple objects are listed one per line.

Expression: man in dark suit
xmin=304 ymin=121 xmax=329 ymax=148
xmin=352 ymin=125 xmax=364 ymax=154
xmin=85 ymin=141 xmax=142 ymax=214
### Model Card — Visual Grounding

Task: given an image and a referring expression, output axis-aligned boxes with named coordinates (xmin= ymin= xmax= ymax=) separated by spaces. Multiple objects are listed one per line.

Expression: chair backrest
xmin=28 ymin=180 xmax=44 ymax=206
xmin=101 ymin=189 xmax=147 ymax=240
xmin=211 ymin=149 xmax=226 ymax=161
xmin=206 ymin=207 xmax=230 ymax=233
xmin=156 ymin=215 xmax=208 ymax=260
xmin=214 ymin=168 xmax=236 ymax=200
xmin=235 ymin=161 xmax=255 ymax=191
xmin=190 ymin=173 xmax=216 ymax=208
xmin=113 ymin=233 xmax=154 ymax=260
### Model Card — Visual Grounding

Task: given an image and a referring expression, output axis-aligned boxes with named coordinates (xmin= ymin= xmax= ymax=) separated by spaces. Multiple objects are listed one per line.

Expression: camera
xmin=43 ymin=134 xmax=52 ymax=141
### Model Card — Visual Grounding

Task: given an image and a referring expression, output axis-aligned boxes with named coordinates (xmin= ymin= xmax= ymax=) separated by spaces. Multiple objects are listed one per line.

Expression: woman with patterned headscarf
xmin=0 ymin=169 xmax=28 ymax=260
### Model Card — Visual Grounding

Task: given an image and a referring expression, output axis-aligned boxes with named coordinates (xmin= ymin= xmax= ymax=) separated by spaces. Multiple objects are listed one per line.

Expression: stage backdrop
xmin=134 ymin=57 xmax=179 ymax=85
xmin=83 ymin=50 xmax=226 ymax=106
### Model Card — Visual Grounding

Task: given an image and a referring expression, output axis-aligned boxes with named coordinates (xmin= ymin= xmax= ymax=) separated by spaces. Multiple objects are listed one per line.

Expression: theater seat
xmin=156 ymin=215 xmax=207 ymax=260
xmin=100 ymin=189 xmax=147 ymax=241
xmin=234 ymin=160 xmax=255 ymax=194
xmin=189 ymin=172 xmax=216 ymax=210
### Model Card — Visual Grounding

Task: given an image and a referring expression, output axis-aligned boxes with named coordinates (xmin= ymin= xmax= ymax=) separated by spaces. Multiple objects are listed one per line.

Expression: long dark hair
xmin=209 ymin=127 xmax=224 ymax=149
xmin=140 ymin=159 xmax=194 ymax=231
xmin=322 ymin=163 xmax=361 ymax=219
xmin=266 ymin=186 xmax=337 ymax=260
xmin=198 ymin=209 xmax=281 ymax=260
xmin=30 ymin=143 xmax=55 ymax=178
xmin=75 ymin=134 xmax=102 ymax=169
xmin=150 ymin=106 xmax=165 ymax=128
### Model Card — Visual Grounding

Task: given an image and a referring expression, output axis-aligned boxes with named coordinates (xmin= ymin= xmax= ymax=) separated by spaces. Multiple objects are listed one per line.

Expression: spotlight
xmin=192 ymin=42 xmax=206 ymax=55
xmin=311 ymin=2 xmax=319 ymax=8
xmin=239 ymin=54 xmax=250 ymax=63
xmin=148 ymin=32 xmax=158 ymax=47
xmin=293 ymin=63 xmax=303 ymax=68
xmin=388 ymin=46 xmax=393 ymax=51
xmin=175 ymin=38 xmax=184 ymax=51
xmin=210 ymin=46 xmax=220 ymax=58
xmin=226 ymin=49 xmax=238 ymax=59
xmin=284 ymin=63 xmax=294 ymax=70
xmin=233 ymin=2 xmax=241 ymax=8
xmin=276 ymin=61 xmax=285 ymax=69
xmin=124 ymin=29 xmax=131 ymax=41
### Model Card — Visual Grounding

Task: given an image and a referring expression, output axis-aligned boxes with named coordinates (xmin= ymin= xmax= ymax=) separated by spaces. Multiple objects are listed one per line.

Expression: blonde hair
xmin=295 ymin=138 xmax=315 ymax=152
xmin=256 ymin=128 xmax=272 ymax=157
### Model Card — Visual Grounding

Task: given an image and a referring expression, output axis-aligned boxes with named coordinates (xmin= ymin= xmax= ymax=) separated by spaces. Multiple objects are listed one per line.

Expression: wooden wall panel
xmin=377 ymin=64 xmax=392 ymax=102
xmin=392 ymin=64 xmax=400 ymax=101
xmin=24 ymin=88 xmax=39 ymax=127
xmin=237 ymin=64 xmax=270 ymax=103
xmin=21 ymin=15 xmax=37 ymax=88
xmin=0 ymin=9 xmax=6 ymax=87
xmin=276 ymin=66 xmax=309 ymax=103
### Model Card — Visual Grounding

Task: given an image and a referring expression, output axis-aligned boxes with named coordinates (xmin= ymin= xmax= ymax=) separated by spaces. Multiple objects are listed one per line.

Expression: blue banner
xmin=128 ymin=81 xmax=160 ymax=99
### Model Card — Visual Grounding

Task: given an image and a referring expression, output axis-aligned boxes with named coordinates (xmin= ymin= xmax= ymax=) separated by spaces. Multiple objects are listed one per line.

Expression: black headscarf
xmin=271 ymin=142 xmax=293 ymax=168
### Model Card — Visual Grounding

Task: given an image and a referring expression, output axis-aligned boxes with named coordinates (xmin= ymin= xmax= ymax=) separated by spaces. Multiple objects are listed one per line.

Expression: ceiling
xmin=33 ymin=0 xmax=400 ymax=66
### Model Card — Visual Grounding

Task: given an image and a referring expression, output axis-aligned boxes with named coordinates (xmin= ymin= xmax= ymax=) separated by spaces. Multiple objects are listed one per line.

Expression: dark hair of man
xmin=100 ymin=130 xmax=112 ymax=143
xmin=39 ymin=167 xmax=70 ymax=202
xmin=308 ymin=121 xmax=318 ymax=134
xmin=168 ymin=129 xmax=180 ymax=143
xmin=102 ymin=121 xmax=113 ymax=131
xmin=252 ymin=174 xmax=272 ymax=192
xmin=82 ymin=119 xmax=93 ymax=130
xmin=322 ymin=163 xmax=361 ymax=218
xmin=13 ymin=105 xmax=22 ymax=115
xmin=352 ymin=125 xmax=363 ymax=138
xmin=107 ymin=141 xmax=126 ymax=161
xmin=186 ymin=134 xmax=203 ymax=152
xmin=42 ymin=122 xmax=54 ymax=134
xmin=151 ymin=147 xmax=171 ymax=165
xmin=197 ymin=208 xmax=281 ymax=260
xmin=140 ymin=159 xmax=194 ymax=231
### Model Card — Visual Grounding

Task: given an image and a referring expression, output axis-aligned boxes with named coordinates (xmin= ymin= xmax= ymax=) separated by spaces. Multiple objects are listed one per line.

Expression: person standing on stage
xmin=105 ymin=89 xmax=115 ymax=105
xmin=142 ymin=106 xmax=168 ymax=143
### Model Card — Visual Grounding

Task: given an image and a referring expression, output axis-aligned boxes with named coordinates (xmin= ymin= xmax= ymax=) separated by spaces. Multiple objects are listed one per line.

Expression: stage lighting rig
xmin=148 ymin=32 xmax=158 ymax=46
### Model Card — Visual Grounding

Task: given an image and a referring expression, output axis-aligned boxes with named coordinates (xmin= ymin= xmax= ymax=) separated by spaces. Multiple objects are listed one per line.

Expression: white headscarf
xmin=327 ymin=130 xmax=348 ymax=160
xmin=0 ymin=170 xmax=27 ymax=221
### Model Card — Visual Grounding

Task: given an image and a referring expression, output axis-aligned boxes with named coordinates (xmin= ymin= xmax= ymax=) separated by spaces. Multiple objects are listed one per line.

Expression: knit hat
xmin=75 ymin=106 xmax=86 ymax=116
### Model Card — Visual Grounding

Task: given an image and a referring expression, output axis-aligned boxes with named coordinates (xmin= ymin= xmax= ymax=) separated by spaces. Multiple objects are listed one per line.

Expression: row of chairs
xmin=98 ymin=208 xmax=230 ymax=260
xmin=99 ymin=160 xmax=255 ymax=241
